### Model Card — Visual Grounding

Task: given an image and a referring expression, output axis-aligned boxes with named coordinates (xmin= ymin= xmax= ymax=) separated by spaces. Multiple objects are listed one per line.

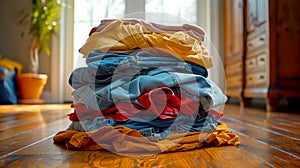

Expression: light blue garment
xmin=70 ymin=50 xmax=226 ymax=112
xmin=67 ymin=114 xmax=220 ymax=142
xmin=72 ymin=68 xmax=227 ymax=111
xmin=69 ymin=50 xmax=208 ymax=89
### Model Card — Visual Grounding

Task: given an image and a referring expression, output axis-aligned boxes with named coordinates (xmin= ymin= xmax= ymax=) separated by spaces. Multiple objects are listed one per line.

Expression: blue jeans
xmin=68 ymin=114 xmax=220 ymax=141
xmin=69 ymin=50 xmax=208 ymax=89
xmin=72 ymin=68 xmax=227 ymax=111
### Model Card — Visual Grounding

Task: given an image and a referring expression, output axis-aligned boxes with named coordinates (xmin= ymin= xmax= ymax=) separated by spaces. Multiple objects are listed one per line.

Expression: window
xmin=145 ymin=0 xmax=197 ymax=25
xmin=73 ymin=0 xmax=197 ymax=67
xmin=73 ymin=0 xmax=125 ymax=67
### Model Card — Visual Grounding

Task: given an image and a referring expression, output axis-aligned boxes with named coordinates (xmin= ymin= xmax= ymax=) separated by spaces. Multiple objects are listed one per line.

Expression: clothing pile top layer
xmin=79 ymin=19 xmax=213 ymax=69
xmin=53 ymin=19 xmax=239 ymax=154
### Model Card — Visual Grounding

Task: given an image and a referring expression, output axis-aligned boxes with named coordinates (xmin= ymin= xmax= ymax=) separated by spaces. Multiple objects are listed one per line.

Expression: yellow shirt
xmin=79 ymin=20 xmax=213 ymax=69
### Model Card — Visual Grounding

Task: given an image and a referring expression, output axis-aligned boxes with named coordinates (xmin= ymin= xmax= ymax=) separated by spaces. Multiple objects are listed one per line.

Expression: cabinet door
xmin=224 ymin=0 xmax=244 ymax=59
xmin=232 ymin=0 xmax=244 ymax=57
xmin=224 ymin=0 xmax=233 ymax=61
xmin=224 ymin=0 xmax=244 ymax=95
xmin=275 ymin=0 xmax=300 ymax=81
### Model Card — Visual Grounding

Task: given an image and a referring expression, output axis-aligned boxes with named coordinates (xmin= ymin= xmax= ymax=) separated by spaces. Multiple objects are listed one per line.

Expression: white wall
xmin=0 ymin=0 xmax=56 ymax=102
xmin=0 ymin=0 xmax=31 ymax=72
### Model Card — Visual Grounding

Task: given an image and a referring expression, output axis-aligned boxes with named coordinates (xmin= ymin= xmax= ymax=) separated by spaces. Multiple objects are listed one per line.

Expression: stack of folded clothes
xmin=53 ymin=19 xmax=239 ymax=153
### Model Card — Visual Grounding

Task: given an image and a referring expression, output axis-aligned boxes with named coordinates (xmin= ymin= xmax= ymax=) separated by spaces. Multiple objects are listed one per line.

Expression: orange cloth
xmin=79 ymin=20 xmax=213 ymax=69
xmin=53 ymin=122 xmax=239 ymax=153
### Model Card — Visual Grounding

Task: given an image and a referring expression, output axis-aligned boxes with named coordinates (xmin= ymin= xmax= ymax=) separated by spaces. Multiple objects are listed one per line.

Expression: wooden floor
xmin=0 ymin=103 xmax=299 ymax=168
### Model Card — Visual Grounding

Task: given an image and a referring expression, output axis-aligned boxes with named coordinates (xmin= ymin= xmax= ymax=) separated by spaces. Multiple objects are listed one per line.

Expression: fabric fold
xmin=53 ymin=122 xmax=239 ymax=153
xmin=79 ymin=20 xmax=213 ymax=68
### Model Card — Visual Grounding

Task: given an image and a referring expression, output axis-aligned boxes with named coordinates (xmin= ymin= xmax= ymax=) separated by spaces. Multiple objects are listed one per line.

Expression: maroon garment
xmin=68 ymin=103 xmax=129 ymax=122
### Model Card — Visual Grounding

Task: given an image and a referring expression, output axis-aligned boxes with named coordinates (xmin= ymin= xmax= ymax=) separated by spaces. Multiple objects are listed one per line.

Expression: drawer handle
xmin=259 ymin=75 xmax=265 ymax=79
xmin=259 ymin=57 xmax=265 ymax=62
xmin=259 ymin=37 xmax=265 ymax=41
xmin=247 ymin=77 xmax=252 ymax=81
xmin=249 ymin=61 xmax=254 ymax=65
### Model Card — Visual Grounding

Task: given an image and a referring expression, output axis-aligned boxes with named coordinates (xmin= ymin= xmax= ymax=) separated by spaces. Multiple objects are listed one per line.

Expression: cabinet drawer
xmin=246 ymin=52 xmax=267 ymax=70
xmin=246 ymin=72 xmax=266 ymax=86
xmin=247 ymin=32 xmax=267 ymax=52
xmin=246 ymin=57 xmax=256 ymax=69
xmin=227 ymin=75 xmax=242 ymax=88
xmin=226 ymin=62 xmax=242 ymax=74
xmin=256 ymin=53 xmax=267 ymax=66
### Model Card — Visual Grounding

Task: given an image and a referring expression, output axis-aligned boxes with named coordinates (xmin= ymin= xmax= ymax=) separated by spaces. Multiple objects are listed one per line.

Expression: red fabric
xmin=207 ymin=110 xmax=223 ymax=120
xmin=119 ymin=87 xmax=180 ymax=120
xmin=68 ymin=87 xmax=223 ymax=122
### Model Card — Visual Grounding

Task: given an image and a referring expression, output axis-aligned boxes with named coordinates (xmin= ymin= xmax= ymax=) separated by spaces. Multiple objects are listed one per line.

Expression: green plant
xmin=19 ymin=0 xmax=63 ymax=73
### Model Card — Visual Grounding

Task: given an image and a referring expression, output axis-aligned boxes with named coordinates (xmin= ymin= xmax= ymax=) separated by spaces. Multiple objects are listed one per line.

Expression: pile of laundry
xmin=53 ymin=19 xmax=239 ymax=153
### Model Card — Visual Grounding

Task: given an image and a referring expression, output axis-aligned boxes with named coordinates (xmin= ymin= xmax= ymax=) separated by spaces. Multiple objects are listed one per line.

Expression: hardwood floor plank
xmin=0 ymin=119 xmax=71 ymax=157
xmin=224 ymin=119 xmax=300 ymax=167
xmin=0 ymin=145 xmax=24 ymax=158
xmin=0 ymin=113 xmax=70 ymax=140
xmin=225 ymin=105 xmax=300 ymax=126
xmin=0 ymin=111 xmax=70 ymax=129
xmin=0 ymin=104 xmax=72 ymax=141
xmin=0 ymin=112 xmax=37 ymax=123
xmin=224 ymin=106 xmax=300 ymax=139
xmin=0 ymin=104 xmax=71 ymax=113
xmin=12 ymin=137 xmax=76 ymax=155
xmin=1 ymin=147 xmax=269 ymax=168
xmin=223 ymin=117 xmax=300 ymax=157
xmin=0 ymin=119 xmax=71 ymax=146
xmin=0 ymin=154 xmax=73 ymax=168
xmin=223 ymin=116 xmax=300 ymax=140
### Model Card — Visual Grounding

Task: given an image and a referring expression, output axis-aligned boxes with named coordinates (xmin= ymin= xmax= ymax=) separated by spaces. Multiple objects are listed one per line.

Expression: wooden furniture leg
xmin=266 ymin=97 xmax=280 ymax=112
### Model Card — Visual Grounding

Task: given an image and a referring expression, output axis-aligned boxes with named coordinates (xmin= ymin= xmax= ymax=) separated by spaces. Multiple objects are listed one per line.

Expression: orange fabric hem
xmin=53 ymin=122 xmax=239 ymax=153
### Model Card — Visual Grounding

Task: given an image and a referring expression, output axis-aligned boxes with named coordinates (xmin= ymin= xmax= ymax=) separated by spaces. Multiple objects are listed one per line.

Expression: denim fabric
xmin=72 ymin=67 xmax=227 ymax=112
xmin=68 ymin=117 xmax=116 ymax=131
xmin=68 ymin=114 xmax=219 ymax=141
xmin=69 ymin=50 xmax=208 ymax=89
xmin=186 ymin=61 xmax=208 ymax=77
xmin=137 ymin=127 xmax=171 ymax=141
xmin=172 ymin=114 xmax=219 ymax=133
xmin=67 ymin=117 xmax=174 ymax=132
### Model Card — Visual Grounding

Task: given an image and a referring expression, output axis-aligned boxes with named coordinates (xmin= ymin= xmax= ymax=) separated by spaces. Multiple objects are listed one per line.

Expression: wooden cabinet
xmin=224 ymin=0 xmax=244 ymax=102
xmin=245 ymin=0 xmax=268 ymax=93
xmin=224 ymin=0 xmax=300 ymax=111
